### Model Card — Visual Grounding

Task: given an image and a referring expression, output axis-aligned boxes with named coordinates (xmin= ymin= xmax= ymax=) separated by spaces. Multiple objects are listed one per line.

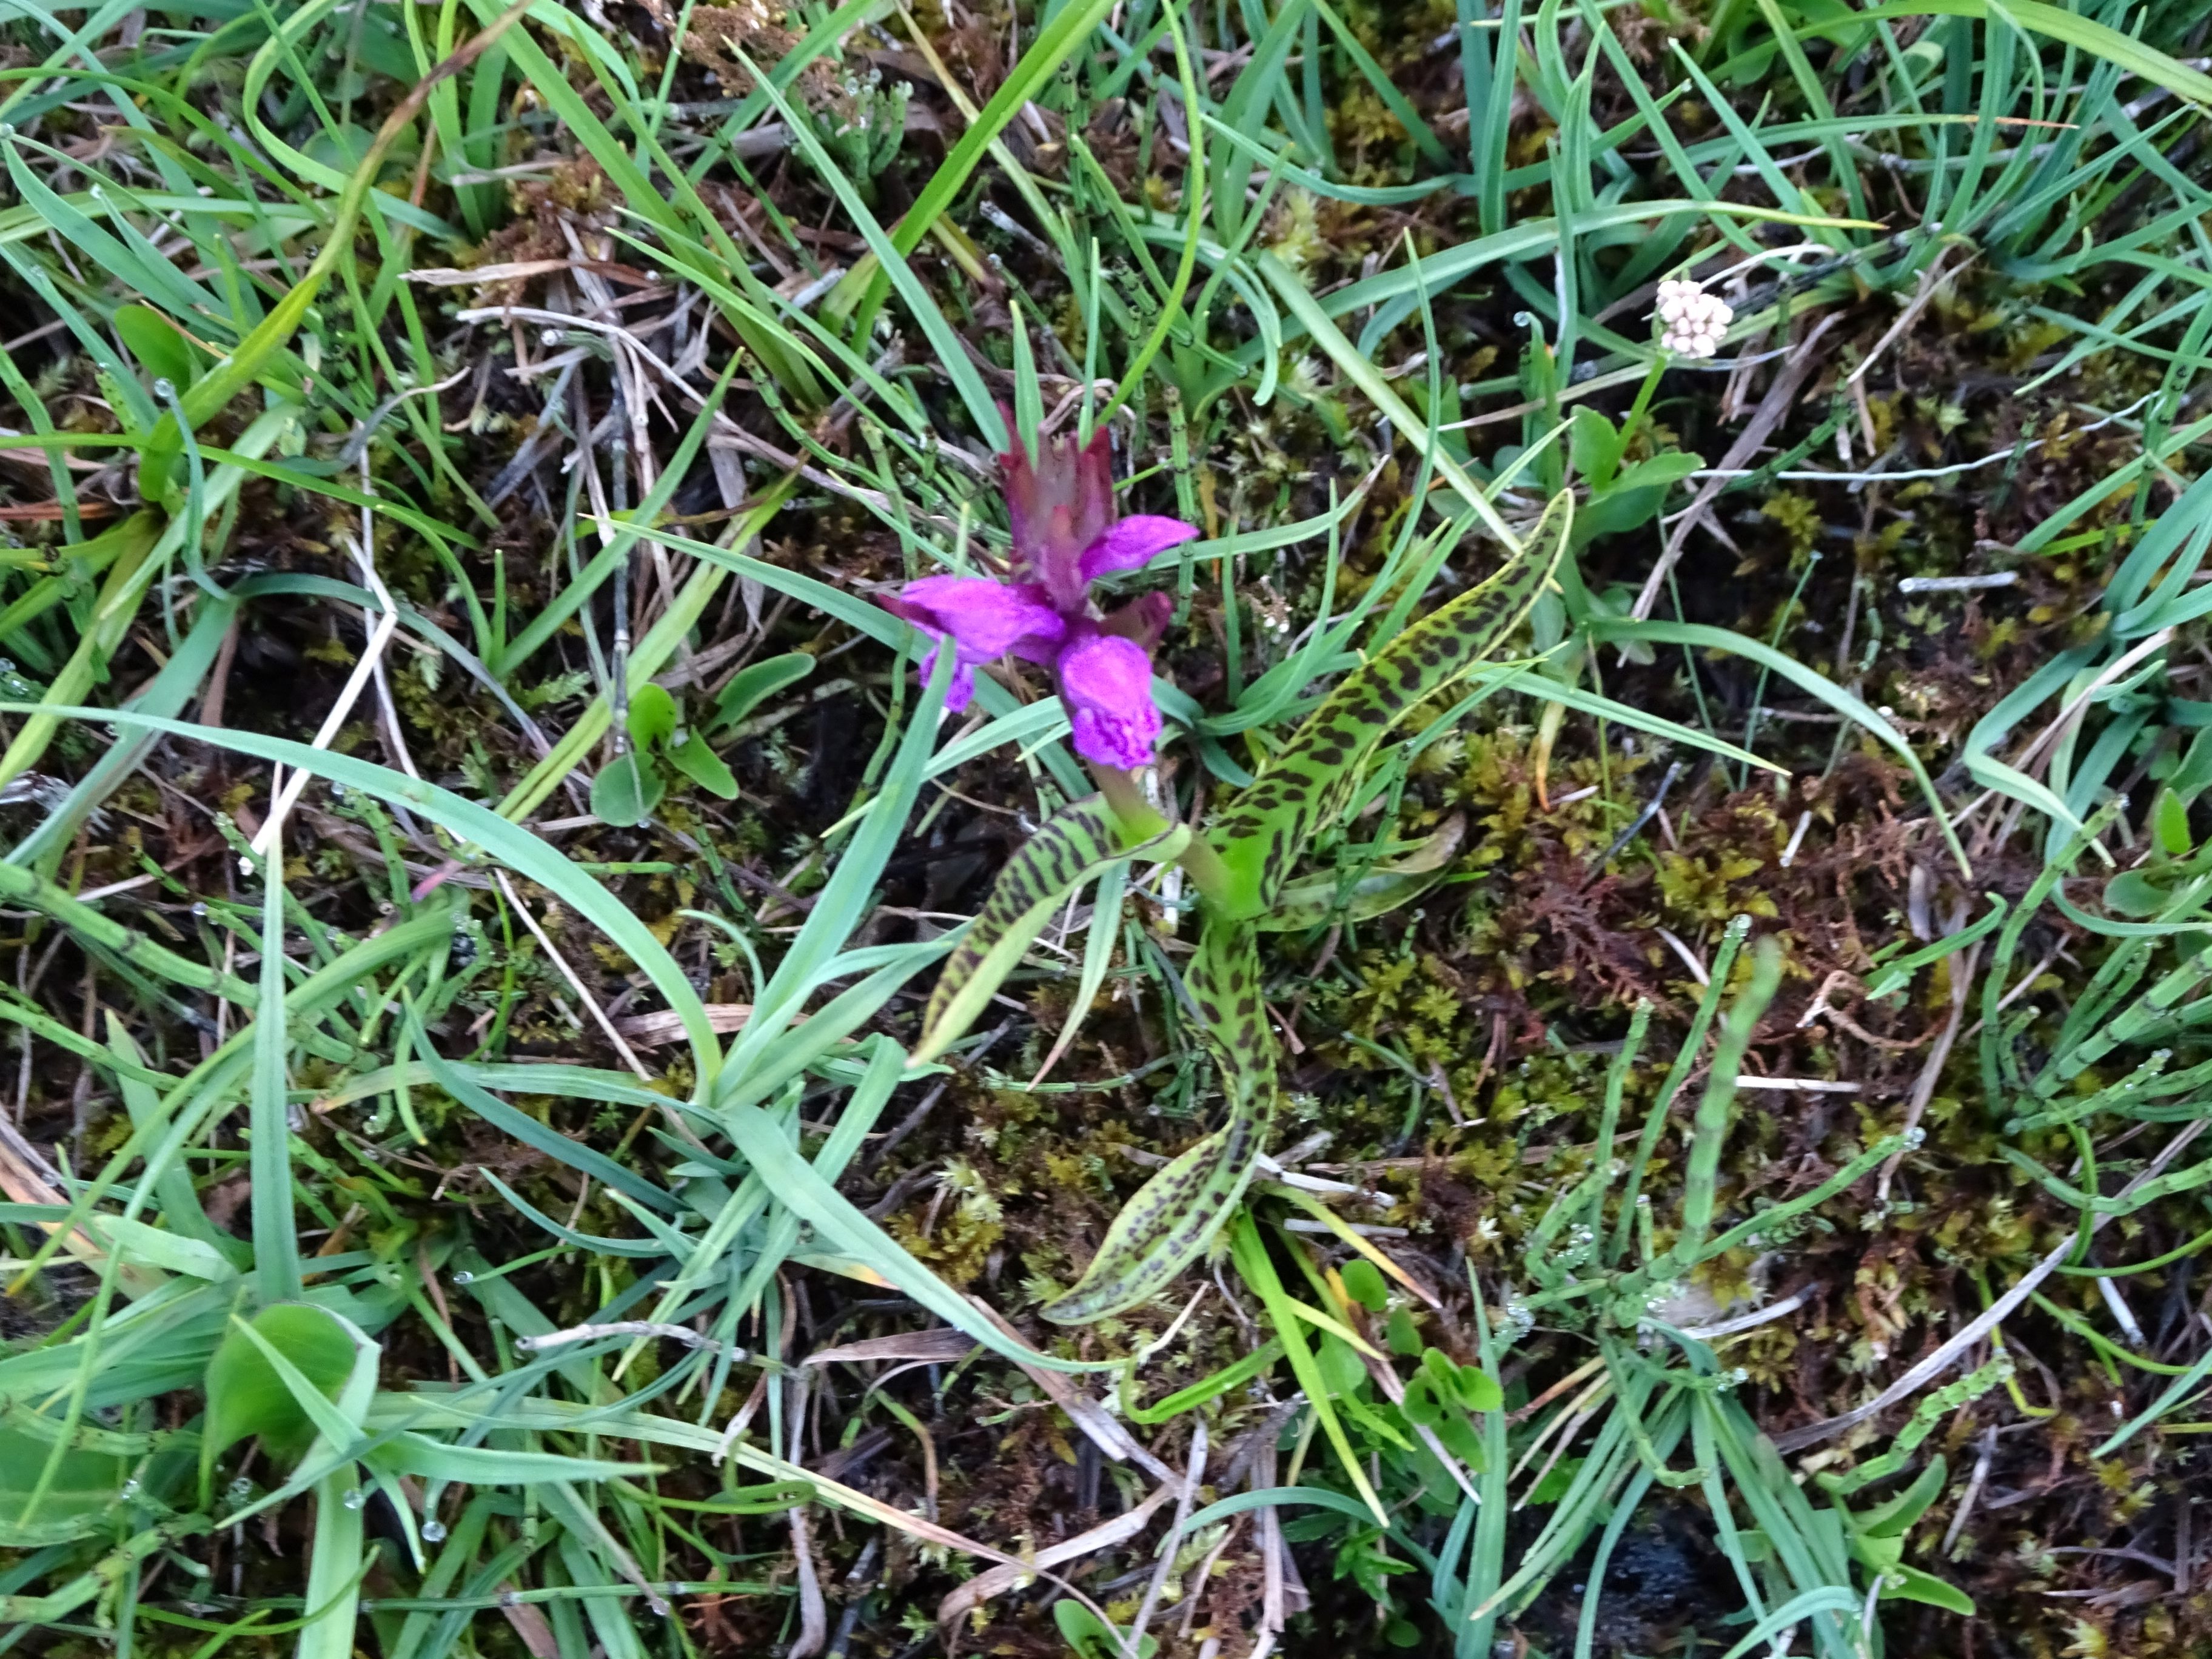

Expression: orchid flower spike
xmin=880 ymin=427 xmax=1198 ymax=771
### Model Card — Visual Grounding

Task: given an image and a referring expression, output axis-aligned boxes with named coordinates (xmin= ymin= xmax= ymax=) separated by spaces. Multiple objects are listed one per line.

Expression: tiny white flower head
xmin=1654 ymin=278 xmax=1733 ymax=358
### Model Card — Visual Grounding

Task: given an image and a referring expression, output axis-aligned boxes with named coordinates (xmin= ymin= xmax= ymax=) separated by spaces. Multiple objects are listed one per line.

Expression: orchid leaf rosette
xmin=887 ymin=423 xmax=1574 ymax=1322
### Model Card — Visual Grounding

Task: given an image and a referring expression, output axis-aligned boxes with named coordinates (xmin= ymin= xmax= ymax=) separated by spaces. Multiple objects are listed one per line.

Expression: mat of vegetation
xmin=4 ymin=0 xmax=2212 ymax=1653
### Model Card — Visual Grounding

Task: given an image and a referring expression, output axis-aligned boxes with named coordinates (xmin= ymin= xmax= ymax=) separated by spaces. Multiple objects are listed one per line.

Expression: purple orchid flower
xmin=880 ymin=428 xmax=1198 ymax=771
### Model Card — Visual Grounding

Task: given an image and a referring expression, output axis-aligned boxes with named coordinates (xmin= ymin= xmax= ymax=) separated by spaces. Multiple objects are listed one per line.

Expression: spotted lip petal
xmin=1057 ymin=631 xmax=1162 ymax=770
xmin=1078 ymin=515 xmax=1201 ymax=584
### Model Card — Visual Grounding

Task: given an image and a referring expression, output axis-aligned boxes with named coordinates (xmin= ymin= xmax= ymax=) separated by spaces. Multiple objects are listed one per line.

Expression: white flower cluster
xmin=1655 ymin=279 xmax=1732 ymax=358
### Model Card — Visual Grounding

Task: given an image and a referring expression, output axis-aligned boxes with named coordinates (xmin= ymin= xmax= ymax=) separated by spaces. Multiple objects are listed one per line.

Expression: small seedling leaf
xmin=1453 ymin=1362 xmax=1504 ymax=1413
xmin=1861 ymin=1455 xmax=1947 ymax=1538
xmin=591 ymin=751 xmax=665 ymax=827
xmin=1884 ymin=1564 xmax=1975 ymax=1615
xmin=2156 ymin=788 xmax=2193 ymax=856
xmin=666 ymin=732 xmax=740 ymax=799
xmin=1569 ymin=406 xmax=1622 ymax=490
xmin=711 ymin=651 xmax=814 ymax=734
xmin=1054 ymin=1600 xmax=1157 ymax=1659
xmin=626 ymin=683 xmax=679 ymax=749
xmin=1341 ymin=1258 xmax=1389 ymax=1311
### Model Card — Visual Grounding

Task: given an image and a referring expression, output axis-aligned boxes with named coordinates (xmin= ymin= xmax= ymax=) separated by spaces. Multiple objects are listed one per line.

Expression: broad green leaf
xmin=0 ymin=1418 xmax=127 ymax=1546
xmin=201 ymin=1304 xmax=357 ymax=1478
xmin=666 ymin=732 xmax=739 ymax=799
xmin=711 ymin=650 xmax=814 ymax=733
xmin=626 ymin=683 xmax=678 ymax=749
xmin=113 ymin=304 xmax=198 ymax=392
xmin=590 ymin=751 xmax=664 ymax=827
xmin=1883 ymin=1564 xmax=1975 ymax=1614
xmin=1056 ymin=1600 xmax=1158 ymax=1659
xmin=1042 ymin=914 xmax=1275 ymax=1322
xmin=913 ymin=796 xmax=1185 ymax=1064
xmin=1207 ymin=491 xmax=1570 ymax=919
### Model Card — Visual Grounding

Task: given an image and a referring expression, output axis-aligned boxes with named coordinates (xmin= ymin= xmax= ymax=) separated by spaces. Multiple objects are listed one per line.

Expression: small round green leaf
xmin=1341 ymin=1259 xmax=1389 ymax=1311
xmin=1453 ymin=1363 xmax=1503 ymax=1413
xmin=712 ymin=651 xmax=815 ymax=733
xmin=626 ymin=683 xmax=679 ymax=749
xmin=591 ymin=751 xmax=665 ymax=826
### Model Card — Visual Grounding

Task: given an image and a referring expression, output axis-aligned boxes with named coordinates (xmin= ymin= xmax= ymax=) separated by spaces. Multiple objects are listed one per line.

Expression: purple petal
xmin=1056 ymin=632 xmax=1162 ymax=771
xmin=917 ymin=642 xmax=979 ymax=711
xmin=880 ymin=576 xmax=1067 ymax=712
xmin=887 ymin=575 xmax=1065 ymax=659
xmin=1078 ymin=515 xmax=1201 ymax=583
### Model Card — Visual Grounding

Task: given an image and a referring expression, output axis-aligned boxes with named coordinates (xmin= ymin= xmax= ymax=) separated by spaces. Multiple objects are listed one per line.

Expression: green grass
xmin=4 ymin=0 xmax=2212 ymax=1652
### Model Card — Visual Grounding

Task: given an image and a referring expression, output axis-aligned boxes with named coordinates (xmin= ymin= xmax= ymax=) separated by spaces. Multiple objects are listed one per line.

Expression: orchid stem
xmin=1090 ymin=764 xmax=1237 ymax=911
xmin=1092 ymin=763 xmax=1170 ymax=841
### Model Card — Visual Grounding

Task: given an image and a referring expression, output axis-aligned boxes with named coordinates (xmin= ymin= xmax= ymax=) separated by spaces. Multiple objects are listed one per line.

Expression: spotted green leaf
xmin=913 ymin=796 xmax=1187 ymax=1064
xmin=1042 ymin=914 xmax=1275 ymax=1322
xmin=1205 ymin=490 xmax=1572 ymax=920
xmin=1255 ymin=814 xmax=1466 ymax=933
